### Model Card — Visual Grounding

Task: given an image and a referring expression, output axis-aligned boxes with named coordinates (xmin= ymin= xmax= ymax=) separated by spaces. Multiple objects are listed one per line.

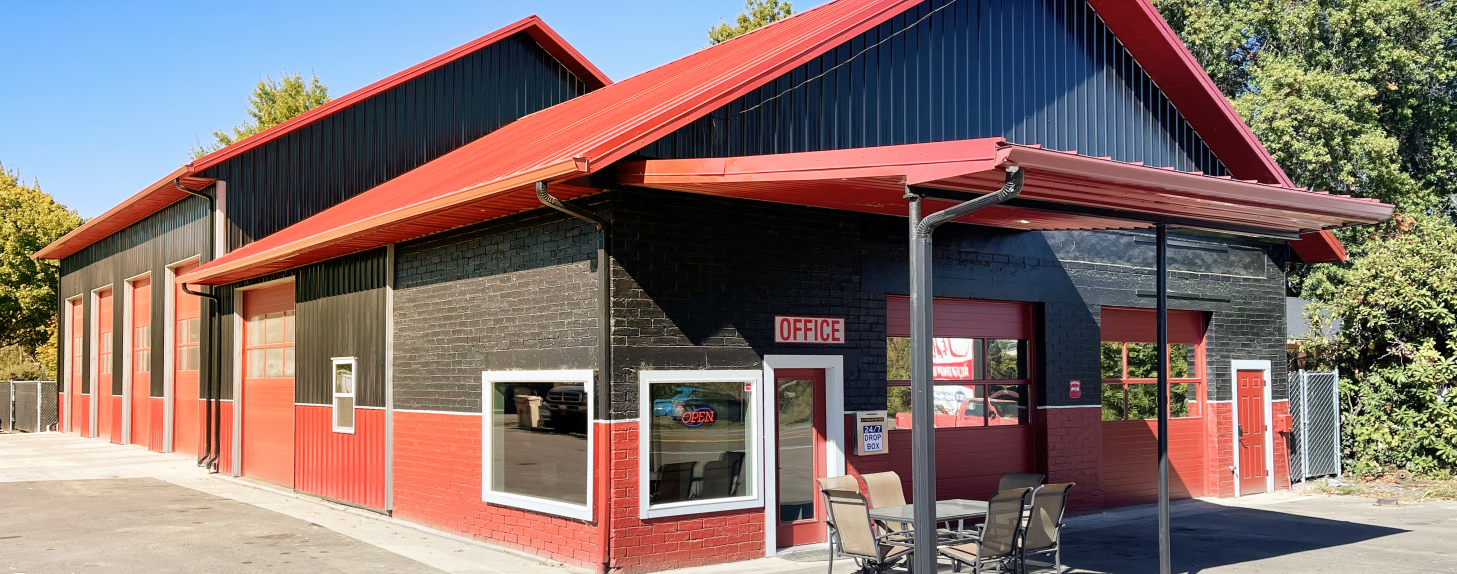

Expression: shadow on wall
xmin=1059 ymin=499 xmax=1406 ymax=574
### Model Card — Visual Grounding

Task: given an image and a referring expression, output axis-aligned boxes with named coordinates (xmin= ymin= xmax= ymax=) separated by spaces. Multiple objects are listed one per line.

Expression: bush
xmin=1302 ymin=214 xmax=1457 ymax=479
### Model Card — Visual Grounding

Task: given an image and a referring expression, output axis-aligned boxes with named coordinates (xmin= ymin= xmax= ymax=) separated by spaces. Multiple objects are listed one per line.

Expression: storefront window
xmin=886 ymin=337 xmax=1031 ymax=430
xmin=639 ymin=370 xmax=762 ymax=519
xmin=482 ymin=370 xmax=593 ymax=520
xmin=1101 ymin=341 xmax=1202 ymax=421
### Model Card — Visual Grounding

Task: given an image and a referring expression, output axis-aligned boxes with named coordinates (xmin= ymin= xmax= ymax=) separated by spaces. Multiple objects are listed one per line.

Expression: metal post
xmin=1156 ymin=224 xmax=1171 ymax=574
xmin=906 ymin=190 xmax=938 ymax=574
xmin=1332 ymin=367 xmax=1342 ymax=477
xmin=1300 ymin=370 xmax=1310 ymax=481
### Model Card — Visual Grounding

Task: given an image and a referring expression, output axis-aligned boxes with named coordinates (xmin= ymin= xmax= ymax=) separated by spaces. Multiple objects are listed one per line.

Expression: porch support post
xmin=906 ymin=187 xmax=937 ymax=574
xmin=1156 ymin=223 xmax=1172 ymax=574
xmin=904 ymin=167 xmax=1023 ymax=574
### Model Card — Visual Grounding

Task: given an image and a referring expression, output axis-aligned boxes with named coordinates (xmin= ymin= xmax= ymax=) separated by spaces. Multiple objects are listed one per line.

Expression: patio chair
xmin=998 ymin=472 xmax=1046 ymax=491
xmin=699 ymin=460 xmax=738 ymax=499
xmin=862 ymin=471 xmax=907 ymax=508
xmin=822 ymin=488 xmax=910 ymax=574
xmin=654 ymin=461 xmax=696 ymax=503
xmin=817 ymin=475 xmax=861 ymax=571
xmin=940 ymin=487 xmax=1031 ymax=574
xmin=719 ymin=451 xmax=746 ymax=494
xmin=1020 ymin=483 xmax=1074 ymax=574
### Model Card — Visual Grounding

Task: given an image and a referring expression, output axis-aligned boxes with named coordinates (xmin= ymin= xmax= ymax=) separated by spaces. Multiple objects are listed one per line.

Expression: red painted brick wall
xmin=391 ymin=411 xmax=603 ymax=569
xmin=1041 ymin=406 xmax=1104 ymax=512
xmin=607 ymin=423 xmax=764 ymax=573
xmin=1272 ymin=400 xmax=1291 ymax=491
xmin=1205 ymin=402 xmax=1236 ymax=497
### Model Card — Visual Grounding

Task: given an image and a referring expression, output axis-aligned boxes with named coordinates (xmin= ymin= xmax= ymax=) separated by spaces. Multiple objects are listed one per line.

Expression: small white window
xmin=332 ymin=357 xmax=356 ymax=434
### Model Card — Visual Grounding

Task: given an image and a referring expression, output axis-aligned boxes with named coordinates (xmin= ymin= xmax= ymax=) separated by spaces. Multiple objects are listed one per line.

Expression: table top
xmin=867 ymin=499 xmax=989 ymax=523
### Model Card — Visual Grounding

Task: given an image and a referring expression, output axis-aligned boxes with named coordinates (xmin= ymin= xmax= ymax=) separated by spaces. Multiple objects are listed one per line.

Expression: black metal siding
xmin=640 ymin=0 xmax=1227 ymax=176
xmin=295 ymin=249 xmax=389 ymax=407
xmin=203 ymin=32 xmax=593 ymax=250
xmin=59 ymin=195 xmax=211 ymax=396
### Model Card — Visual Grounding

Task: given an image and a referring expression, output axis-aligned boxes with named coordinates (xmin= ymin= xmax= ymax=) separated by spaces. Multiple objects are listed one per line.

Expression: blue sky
xmin=1 ymin=1 xmax=819 ymax=218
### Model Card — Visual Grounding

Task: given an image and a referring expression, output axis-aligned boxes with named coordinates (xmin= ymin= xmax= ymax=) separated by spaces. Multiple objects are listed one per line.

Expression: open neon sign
xmin=682 ymin=407 xmax=716 ymax=427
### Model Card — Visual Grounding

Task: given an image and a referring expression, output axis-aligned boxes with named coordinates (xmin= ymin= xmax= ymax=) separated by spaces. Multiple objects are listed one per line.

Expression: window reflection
xmin=490 ymin=382 xmax=589 ymax=505
xmin=647 ymin=381 xmax=751 ymax=505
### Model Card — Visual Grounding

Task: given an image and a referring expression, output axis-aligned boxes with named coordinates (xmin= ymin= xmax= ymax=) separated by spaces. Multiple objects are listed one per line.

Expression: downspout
xmin=906 ymin=166 xmax=1023 ymax=574
xmin=175 ymin=179 xmax=221 ymax=472
xmin=535 ymin=181 xmax=613 ymax=574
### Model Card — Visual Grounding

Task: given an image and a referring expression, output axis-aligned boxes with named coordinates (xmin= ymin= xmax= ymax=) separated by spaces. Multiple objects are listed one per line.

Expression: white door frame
xmin=1229 ymin=360 xmax=1274 ymax=496
xmin=761 ymin=355 xmax=846 ymax=557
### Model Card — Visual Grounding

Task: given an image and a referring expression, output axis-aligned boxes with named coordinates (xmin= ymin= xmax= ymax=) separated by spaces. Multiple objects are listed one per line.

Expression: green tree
xmin=708 ymin=0 xmax=794 ymax=45
xmin=191 ymin=71 xmax=331 ymax=160
xmin=1154 ymin=0 xmax=1457 ymax=215
xmin=1302 ymin=214 xmax=1457 ymax=478
xmin=0 ymin=165 xmax=83 ymax=377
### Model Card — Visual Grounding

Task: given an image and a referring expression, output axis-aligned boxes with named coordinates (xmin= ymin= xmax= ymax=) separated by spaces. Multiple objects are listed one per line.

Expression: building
xmin=36 ymin=1 xmax=1391 ymax=572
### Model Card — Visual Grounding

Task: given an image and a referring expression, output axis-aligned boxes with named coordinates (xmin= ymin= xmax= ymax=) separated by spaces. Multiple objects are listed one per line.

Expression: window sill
xmin=485 ymin=491 xmax=592 ymax=521
xmin=640 ymin=494 xmax=763 ymax=520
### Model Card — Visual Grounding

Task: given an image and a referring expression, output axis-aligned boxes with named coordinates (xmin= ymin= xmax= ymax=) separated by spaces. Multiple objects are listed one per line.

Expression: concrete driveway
xmin=0 ymin=433 xmax=582 ymax=574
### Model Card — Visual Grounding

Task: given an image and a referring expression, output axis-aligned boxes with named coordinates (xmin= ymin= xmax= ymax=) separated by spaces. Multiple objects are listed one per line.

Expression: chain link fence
xmin=1289 ymin=370 xmax=1341 ymax=481
xmin=5 ymin=381 xmax=58 ymax=433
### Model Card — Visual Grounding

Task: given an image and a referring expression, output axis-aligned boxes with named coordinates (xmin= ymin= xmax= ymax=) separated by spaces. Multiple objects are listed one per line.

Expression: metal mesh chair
xmin=1021 ymin=483 xmax=1073 ymax=574
xmin=654 ymin=462 xmax=696 ymax=503
xmin=998 ymin=472 xmax=1046 ymax=491
xmin=822 ymin=488 xmax=910 ymax=574
xmin=699 ymin=460 xmax=738 ymax=498
xmin=941 ymin=487 xmax=1031 ymax=573
xmin=862 ymin=471 xmax=907 ymax=508
xmin=817 ymin=475 xmax=861 ymax=571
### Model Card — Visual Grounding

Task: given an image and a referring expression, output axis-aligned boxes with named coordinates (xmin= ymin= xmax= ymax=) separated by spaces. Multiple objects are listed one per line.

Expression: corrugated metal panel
xmin=640 ymin=0 xmax=1227 ymax=178
xmin=149 ymin=397 xmax=165 ymax=451
xmin=59 ymin=194 xmax=210 ymax=398
xmin=296 ymin=249 xmax=388 ymax=407
xmin=33 ymin=171 xmax=214 ymax=260
xmin=205 ymin=32 xmax=592 ymax=251
xmin=294 ymin=405 xmax=386 ymax=510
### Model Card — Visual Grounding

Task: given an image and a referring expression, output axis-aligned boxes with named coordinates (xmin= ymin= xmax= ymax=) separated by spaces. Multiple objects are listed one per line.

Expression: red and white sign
xmin=775 ymin=316 xmax=845 ymax=344
xmin=932 ymin=338 xmax=978 ymax=380
xmin=1069 ymin=380 xmax=1082 ymax=399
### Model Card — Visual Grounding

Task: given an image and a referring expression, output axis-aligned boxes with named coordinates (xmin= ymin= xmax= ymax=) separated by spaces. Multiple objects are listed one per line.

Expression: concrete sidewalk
xmin=0 ymin=432 xmax=585 ymax=574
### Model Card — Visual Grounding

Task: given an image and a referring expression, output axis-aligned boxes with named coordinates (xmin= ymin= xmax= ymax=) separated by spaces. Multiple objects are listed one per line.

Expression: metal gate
xmin=1289 ymin=370 xmax=1341 ymax=481
xmin=8 ymin=381 xmax=58 ymax=433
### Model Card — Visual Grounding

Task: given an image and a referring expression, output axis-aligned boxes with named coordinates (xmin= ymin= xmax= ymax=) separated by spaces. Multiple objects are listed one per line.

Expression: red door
xmin=241 ymin=284 xmax=296 ymax=488
xmin=69 ymin=299 xmax=85 ymax=435
xmin=130 ymin=278 xmax=152 ymax=447
xmin=1237 ymin=370 xmax=1268 ymax=494
xmin=173 ymin=263 xmax=201 ymax=456
xmin=775 ymin=369 xmax=827 ymax=547
xmin=97 ymin=289 xmax=115 ymax=442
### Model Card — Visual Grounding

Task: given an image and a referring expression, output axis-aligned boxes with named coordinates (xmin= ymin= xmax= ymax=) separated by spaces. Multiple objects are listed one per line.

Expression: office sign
xmin=774 ymin=316 xmax=845 ymax=344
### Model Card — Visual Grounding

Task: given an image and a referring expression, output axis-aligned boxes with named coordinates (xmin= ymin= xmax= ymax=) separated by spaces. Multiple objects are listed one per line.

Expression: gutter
xmin=175 ymin=178 xmax=223 ymax=473
xmin=535 ymin=181 xmax=613 ymax=574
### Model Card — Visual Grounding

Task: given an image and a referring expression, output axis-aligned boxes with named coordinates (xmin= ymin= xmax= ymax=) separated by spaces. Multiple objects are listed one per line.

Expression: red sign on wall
xmin=774 ymin=316 xmax=845 ymax=344
xmin=1069 ymin=380 xmax=1082 ymax=399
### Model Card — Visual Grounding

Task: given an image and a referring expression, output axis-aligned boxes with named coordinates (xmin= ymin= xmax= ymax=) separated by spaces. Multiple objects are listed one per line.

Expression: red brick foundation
xmin=1041 ymin=406 xmax=1104 ymax=512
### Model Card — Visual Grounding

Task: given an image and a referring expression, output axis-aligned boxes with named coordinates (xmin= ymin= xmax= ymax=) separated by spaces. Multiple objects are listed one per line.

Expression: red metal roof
xmin=1087 ymin=0 xmax=1345 ymax=262
xmin=174 ymin=0 xmax=1374 ymax=284
xmin=617 ymin=139 xmax=1393 ymax=234
xmin=33 ymin=15 xmax=606 ymax=262
xmin=31 ymin=169 xmax=216 ymax=260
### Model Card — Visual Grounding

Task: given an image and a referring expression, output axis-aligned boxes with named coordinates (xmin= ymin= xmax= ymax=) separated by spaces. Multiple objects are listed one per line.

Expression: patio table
xmin=869 ymin=499 xmax=989 ymax=546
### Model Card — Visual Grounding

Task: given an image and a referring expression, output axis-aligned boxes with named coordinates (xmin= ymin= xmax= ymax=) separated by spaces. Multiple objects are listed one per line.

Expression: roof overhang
xmin=617 ymin=139 xmax=1392 ymax=238
xmin=32 ymin=169 xmax=216 ymax=260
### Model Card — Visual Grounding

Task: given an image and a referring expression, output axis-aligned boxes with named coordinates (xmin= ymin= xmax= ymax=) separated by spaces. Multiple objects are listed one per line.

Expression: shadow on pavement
xmin=1058 ymin=499 xmax=1407 ymax=573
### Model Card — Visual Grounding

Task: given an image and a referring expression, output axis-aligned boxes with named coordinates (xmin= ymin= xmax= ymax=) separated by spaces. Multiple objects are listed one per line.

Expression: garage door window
xmin=638 ymin=370 xmax=762 ymax=519
xmin=1099 ymin=307 xmax=1207 ymax=422
xmin=886 ymin=337 xmax=1031 ymax=429
xmin=482 ymin=370 xmax=594 ymax=520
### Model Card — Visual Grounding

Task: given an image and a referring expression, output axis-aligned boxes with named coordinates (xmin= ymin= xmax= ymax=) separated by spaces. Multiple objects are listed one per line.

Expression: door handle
xmin=1238 ymin=424 xmax=1244 ymax=437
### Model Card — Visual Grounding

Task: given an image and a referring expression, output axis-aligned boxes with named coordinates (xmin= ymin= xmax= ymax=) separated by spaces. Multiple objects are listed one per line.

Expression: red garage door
xmin=97 ymin=288 xmax=115 ymax=443
xmin=862 ymin=297 xmax=1037 ymax=500
xmin=1099 ymin=307 xmax=1208 ymax=507
xmin=68 ymin=298 xmax=85 ymax=435
xmin=241 ymin=283 xmax=296 ymax=488
xmin=130 ymin=278 xmax=151 ymax=448
xmin=173 ymin=262 xmax=201 ymax=457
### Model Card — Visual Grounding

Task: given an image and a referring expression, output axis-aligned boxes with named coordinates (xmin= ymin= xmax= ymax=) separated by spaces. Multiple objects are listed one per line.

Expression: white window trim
xmin=1229 ymin=360 xmax=1275 ymax=497
xmin=332 ymin=356 xmax=357 ymax=434
xmin=638 ymin=369 xmax=765 ymax=520
xmin=481 ymin=369 xmax=595 ymax=521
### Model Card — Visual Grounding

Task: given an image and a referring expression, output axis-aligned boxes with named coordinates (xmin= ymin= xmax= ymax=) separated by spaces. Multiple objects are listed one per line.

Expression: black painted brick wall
xmin=392 ymin=204 xmax=604 ymax=413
